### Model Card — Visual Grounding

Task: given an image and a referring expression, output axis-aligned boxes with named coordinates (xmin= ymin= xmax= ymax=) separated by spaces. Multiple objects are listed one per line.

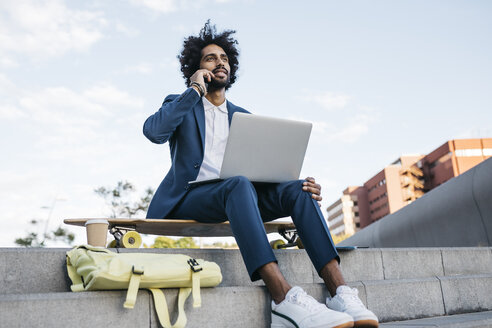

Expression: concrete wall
xmin=339 ymin=157 xmax=492 ymax=247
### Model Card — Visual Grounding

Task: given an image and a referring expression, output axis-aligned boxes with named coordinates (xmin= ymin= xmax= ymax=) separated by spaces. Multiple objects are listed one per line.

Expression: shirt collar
xmin=202 ymin=96 xmax=228 ymax=114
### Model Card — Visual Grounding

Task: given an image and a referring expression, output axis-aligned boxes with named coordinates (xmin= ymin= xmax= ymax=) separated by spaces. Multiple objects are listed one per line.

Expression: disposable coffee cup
xmin=85 ymin=219 xmax=109 ymax=247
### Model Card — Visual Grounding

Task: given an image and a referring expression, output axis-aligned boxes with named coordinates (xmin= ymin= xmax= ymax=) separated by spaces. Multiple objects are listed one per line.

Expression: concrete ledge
xmin=2 ymin=278 xmax=491 ymax=327
xmin=168 ymin=282 xmax=367 ymax=328
xmin=382 ymin=310 xmax=492 ymax=327
xmin=381 ymin=248 xmax=444 ymax=279
xmin=441 ymin=248 xmax=492 ymax=276
xmin=338 ymin=248 xmax=384 ymax=282
xmin=364 ymin=277 xmax=445 ymax=322
xmin=150 ymin=286 xmax=270 ymax=328
xmin=0 ymin=291 xmax=151 ymax=328
xmin=439 ymin=274 xmax=492 ymax=315
xmin=2 ymin=247 xmax=491 ymax=295
xmin=0 ymin=248 xmax=71 ymax=294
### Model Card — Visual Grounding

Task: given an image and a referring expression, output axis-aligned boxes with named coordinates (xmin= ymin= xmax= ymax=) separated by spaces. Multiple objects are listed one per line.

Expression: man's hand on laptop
xmin=303 ymin=177 xmax=322 ymax=207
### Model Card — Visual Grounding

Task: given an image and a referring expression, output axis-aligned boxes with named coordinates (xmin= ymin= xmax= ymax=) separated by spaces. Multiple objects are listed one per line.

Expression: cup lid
xmin=85 ymin=219 xmax=109 ymax=226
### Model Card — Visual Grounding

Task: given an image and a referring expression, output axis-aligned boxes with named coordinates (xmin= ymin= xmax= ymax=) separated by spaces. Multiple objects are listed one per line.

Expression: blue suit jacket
xmin=143 ymin=88 xmax=250 ymax=219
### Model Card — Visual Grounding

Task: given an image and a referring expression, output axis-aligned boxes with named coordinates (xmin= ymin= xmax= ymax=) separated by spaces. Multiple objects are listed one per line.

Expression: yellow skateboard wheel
xmin=270 ymin=239 xmax=285 ymax=249
xmin=296 ymin=237 xmax=304 ymax=249
xmin=121 ymin=231 xmax=142 ymax=248
xmin=107 ymin=240 xmax=117 ymax=248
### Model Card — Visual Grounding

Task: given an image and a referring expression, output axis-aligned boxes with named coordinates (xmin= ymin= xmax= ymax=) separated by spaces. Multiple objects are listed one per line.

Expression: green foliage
xmin=94 ymin=180 xmax=154 ymax=218
xmin=151 ymin=236 xmax=198 ymax=249
xmin=175 ymin=237 xmax=198 ymax=248
xmin=15 ymin=180 xmax=153 ymax=247
xmin=209 ymin=241 xmax=238 ymax=249
xmin=331 ymin=233 xmax=350 ymax=245
xmin=15 ymin=219 xmax=75 ymax=247
xmin=152 ymin=236 xmax=176 ymax=248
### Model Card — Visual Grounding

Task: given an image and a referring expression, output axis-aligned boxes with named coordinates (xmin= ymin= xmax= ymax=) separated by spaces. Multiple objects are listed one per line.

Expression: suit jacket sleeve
xmin=143 ymin=88 xmax=201 ymax=144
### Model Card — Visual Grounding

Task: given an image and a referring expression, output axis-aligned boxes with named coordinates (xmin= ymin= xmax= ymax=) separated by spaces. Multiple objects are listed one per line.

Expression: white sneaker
xmin=271 ymin=286 xmax=354 ymax=328
xmin=326 ymin=286 xmax=378 ymax=328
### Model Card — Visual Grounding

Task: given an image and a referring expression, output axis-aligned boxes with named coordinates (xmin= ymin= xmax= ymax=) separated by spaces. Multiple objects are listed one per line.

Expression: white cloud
xmin=129 ymin=0 xmax=237 ymax=14
xmin=295 ymin=89 xmax=379 ymax=143
xmin=121 ymin=62 xmax=154 ymax=75
xmin=129 ymin=0 xmax=178 ymax=13
xmin=300 ymin=90 xmax=351 ymax=111
xmin=83 ymin=83 xmax=145 ymax=108
xmin=454 ymin=127 xmax=492 ymax=140
xmin=114 ymin=22 xmax=139 ymax=37
xmin=0 ymin=56 xmax=18 ymax=68
xmin=119 ymin=58 xmax=179 ymax=75
xmin=319 ymin=113 xmax=376 ymax=143
xmin=327 ymin=114 xmax=373 ymax=143
xmin=292 ymin=111 xmax=376 ymax=144
xmin=0 ymin=104 xmax=27 ymax=120
xmin=1 ymin=81 xmax=145 ymax=152
xmin=0 ymin=0 xmax=107 ymax=60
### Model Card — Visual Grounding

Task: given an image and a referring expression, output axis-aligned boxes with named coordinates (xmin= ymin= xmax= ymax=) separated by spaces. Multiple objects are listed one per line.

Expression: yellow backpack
xmin=66 ymin=245 xmax=222 ymax=328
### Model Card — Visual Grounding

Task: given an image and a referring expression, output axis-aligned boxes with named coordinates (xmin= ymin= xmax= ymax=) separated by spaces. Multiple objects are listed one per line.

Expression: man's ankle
xmin=271 ymin=285 xmax=292 ymax=304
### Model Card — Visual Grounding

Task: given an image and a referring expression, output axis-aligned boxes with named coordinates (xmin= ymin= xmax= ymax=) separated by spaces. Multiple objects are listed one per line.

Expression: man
xmin=143 ymin=21 xmax=379 ymax=328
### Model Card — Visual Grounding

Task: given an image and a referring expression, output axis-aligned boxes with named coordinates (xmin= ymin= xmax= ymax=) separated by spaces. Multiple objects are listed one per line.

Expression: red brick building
xmin=326 ymin=138 xmax=492 ymax=236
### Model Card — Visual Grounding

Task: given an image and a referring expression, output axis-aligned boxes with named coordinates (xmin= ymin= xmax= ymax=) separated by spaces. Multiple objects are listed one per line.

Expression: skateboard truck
xmin=109 ymin=225 xmax=142 ymax=248
xmin=273 ymin=227 xmax=303 ymax=249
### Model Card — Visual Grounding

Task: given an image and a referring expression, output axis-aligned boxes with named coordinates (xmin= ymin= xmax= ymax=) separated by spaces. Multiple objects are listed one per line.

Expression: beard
xmin=208 ymin=69 xmax=230 ymax=90
xmin=208 ymin=77 xmax=229 ymax=89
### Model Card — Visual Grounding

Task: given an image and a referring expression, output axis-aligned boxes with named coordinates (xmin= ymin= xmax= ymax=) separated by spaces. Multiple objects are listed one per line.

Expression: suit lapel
xmin=193 ymin=101 xmax=206 ymax=152
xmin=227 ymin=101 xmax=235 ymax=126
xmin=195 ymin=100 xmax=239 ymax=152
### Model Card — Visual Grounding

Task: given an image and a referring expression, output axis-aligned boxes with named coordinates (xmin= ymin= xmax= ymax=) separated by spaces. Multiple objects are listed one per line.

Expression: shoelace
xmin=288 ymin=289 xmax=325 ymax=314
xmin=338 ymin=288 xmax=365 ymax=309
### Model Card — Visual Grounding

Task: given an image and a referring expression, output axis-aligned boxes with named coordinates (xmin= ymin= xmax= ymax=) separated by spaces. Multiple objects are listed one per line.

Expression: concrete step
xmin=1 ymin=247 xmax=491 ymax=294
xmin=382 ymin=310 xmax=492 ymax=327
xmin=2 ymin=275 xmax=492 ymax=327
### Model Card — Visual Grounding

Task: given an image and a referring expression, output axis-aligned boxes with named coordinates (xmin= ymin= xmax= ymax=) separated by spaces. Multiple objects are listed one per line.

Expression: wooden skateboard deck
xmin=64 ymin=218 xmax=296 ymax=237
xmin=64 ymin=218 xmax=362 ymax=250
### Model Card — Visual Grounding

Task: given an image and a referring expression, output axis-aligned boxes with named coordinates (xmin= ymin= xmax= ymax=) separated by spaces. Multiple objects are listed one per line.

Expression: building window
xmin=455 ymin=149 xmax=483 ymax=157
xmin=327 ymin=202 xmax=343 ymax=217
xmin=355 ymin=222 xmax=360 ymax=228
xmin=430 ymin=152 xmax=452 ymax=168
xmin=331 ymin=225 xmax=346 ymax=235
xmin=483 ymin=148 xmax=492 ymax=156
xmin=329 ymin=213 xmax=344 ymax=226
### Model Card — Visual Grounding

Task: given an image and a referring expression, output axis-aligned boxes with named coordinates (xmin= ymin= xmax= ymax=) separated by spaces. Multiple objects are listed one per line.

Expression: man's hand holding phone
xmin=190 ymin=69 xmax=214 ymax=97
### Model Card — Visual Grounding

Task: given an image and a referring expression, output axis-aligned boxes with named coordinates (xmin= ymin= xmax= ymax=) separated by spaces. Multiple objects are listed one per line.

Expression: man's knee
xmin=284 ymin=179 xmax=308 ymax=197
xmin=225 ymin=175 xmax=252 ymax=187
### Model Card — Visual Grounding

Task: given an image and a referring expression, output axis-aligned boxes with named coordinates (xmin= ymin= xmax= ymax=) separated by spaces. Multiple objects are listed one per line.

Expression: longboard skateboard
xmin=63 ymin=218 xmax=302 ymax=249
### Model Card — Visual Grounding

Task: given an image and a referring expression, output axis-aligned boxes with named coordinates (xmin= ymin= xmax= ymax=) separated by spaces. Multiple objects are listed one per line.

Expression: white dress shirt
xmin=196 ymin=96 xmax=229 ymax=181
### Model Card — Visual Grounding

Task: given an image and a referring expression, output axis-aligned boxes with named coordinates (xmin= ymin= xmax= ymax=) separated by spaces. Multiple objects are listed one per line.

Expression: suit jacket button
xmin=184 ymin=185 xmax=189 ymax=190
xmin=194 ymin=163 xmax=199 ymax=169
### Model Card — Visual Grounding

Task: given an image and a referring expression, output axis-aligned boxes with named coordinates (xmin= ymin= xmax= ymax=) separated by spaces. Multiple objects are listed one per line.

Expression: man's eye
xmin=206 ymin=57 xmax=214 ymax=61
xmin=222 ymin=57 xmax=228 ymax=62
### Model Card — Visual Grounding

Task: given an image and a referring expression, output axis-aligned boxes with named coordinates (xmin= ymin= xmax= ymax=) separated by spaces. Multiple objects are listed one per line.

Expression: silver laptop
xmin=189 ymin=112 xmax=312 ymax=184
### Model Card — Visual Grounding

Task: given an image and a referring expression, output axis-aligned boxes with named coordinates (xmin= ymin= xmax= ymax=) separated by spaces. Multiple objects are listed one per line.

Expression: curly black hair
xmin=178 ymin=20 xmax=239 ymax=90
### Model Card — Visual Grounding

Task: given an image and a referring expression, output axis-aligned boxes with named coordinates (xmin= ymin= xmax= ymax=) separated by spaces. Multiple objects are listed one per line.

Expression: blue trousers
xmin=167 ymin=176 xmax=339 ymax=281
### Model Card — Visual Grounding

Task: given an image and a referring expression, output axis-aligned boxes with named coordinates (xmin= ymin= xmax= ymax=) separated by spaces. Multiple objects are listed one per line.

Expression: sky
xmin=1 ymin=0 xmax=491 ymax=247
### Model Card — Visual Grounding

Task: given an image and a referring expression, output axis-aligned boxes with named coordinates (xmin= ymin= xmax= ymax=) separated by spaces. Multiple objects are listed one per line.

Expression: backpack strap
xmin=123 ymin=265 xmax=144 ymax=309
xmin=150 ymin=288 xmax=192 ymax=328
xmin=187 ymin=258 xmax=202 ymax=308
xmin=191 ymin=270 xmax=201 ymax=307
xmin=66 ymin=253 xmax=85 ymax=292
